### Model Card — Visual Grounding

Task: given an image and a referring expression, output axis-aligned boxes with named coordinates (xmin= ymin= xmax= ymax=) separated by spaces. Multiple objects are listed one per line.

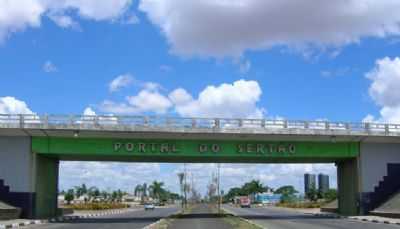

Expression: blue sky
xmin=2 ymin=0 xmax=400 ymax=195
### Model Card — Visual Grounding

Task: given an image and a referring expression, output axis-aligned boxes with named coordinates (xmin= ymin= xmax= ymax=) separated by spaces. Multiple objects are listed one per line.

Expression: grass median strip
xmin=145 ymin=206 xmax=194 ymax=229
xmin=219 ymin=209 xmax=263 ymax=229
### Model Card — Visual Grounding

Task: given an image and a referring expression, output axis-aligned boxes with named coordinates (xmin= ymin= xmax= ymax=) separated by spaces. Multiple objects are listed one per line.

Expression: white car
xmin=144 ymin=203 xmax=155 ymax=210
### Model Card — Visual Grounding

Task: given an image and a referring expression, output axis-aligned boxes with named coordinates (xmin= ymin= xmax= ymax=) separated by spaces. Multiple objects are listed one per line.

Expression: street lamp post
xmin=184 ymin=163 xmax=187 ymax=210
xmin=217 ymin=163 xmax=221 ymax=214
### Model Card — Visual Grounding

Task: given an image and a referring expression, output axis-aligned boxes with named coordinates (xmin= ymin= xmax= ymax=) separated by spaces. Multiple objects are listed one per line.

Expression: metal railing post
xmin=94 ymin=116 xmax=99 ymax=126
xmin=365 ymin=123 xmax=370 ymax=133
xmin=44 ymin=114 xmax=49 ymax=128
xmin=69 ymin=115 xmax=74 ymax=126
xmin=215 ymin=118 xmax=220 ymax=128
xmin=19 ymin=114 xmax=24 ymax=128
xmin=385 ymin=124 xmax=389 ymax=135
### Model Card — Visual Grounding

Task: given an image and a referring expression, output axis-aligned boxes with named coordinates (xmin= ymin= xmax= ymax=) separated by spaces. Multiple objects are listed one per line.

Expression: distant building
xmin=304 ymin=173 xmax=316 ymax=194
xmin=318 ymin=173 xmax=330 ymax=194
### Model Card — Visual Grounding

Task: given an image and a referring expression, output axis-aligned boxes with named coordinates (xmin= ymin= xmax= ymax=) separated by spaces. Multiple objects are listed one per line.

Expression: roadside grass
xmin=222 ymin=214 xmax=263 ymax=229
xmin=147 ymin=205 xmax=194 ymax=229
xmin=210 ymin=205 xmax=263 ymax=229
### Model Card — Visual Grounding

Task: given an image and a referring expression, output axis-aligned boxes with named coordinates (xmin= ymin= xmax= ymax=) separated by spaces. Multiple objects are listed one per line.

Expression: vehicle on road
xmin=239 ymin=196 xmax=251 ymax=208
xmin=144 ymin=203 xmax=155 ymax=210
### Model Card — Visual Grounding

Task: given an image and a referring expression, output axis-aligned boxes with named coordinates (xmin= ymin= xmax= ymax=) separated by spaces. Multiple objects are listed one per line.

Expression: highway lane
xmin=27 ymin=206 xmax=179 ymax=229
xmin=224 ymin=205 xmax=400 ymax=229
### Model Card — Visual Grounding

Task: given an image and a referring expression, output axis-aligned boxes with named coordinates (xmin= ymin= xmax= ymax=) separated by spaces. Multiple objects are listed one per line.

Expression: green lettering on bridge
xmin=32 ymin=137 xmax=359 ymax=163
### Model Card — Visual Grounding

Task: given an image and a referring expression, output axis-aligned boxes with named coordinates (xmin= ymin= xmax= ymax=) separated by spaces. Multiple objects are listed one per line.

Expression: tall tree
xmin=149 ymin=181 xmax=166 ymax=201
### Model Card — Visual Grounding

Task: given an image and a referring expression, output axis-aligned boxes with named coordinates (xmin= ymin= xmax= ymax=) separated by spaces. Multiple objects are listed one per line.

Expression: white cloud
xmin=0 ymin=96 xmax=33 ymax=114
xmin=168 ymin=88 xmax=193 ymax=106
xmin=365 ymin=57 xmax=400 ymax=123
xmin=126 ymin=90 xmax=172 ymax=114
xmin=47 ymin=13 xmax=79 ymax=29
xmin=102 ymin=79 xmax=265 ymax=118
xmin=0 ymin=0 xmax=133 ymax=42
xmin=170 ymin=80 xmax=265 ymax=118
xmin=0 ymin=0 xmax=44 ymax=42
xmin=83 ymin=107 xmax=96 ymax=116
xmin=101 ymin=88 xmax=172 ymax=114
xmin=109 ymin=74 xmax=134 ymax=92
xmin=43 ymin=60 xmax=57 ymax=73
xmin=59 ymin=161 xmax=161 ymax=192
xmin=139 ymin=0 xmax=400 ymax=58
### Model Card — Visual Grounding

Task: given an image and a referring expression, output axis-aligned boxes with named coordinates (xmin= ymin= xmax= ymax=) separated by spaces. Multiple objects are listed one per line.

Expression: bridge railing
xmin=1 ymin=114 xmax=400 ymax=135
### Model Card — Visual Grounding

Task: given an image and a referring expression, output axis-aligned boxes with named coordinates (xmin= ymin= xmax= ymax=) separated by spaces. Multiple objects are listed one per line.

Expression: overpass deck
xmin=0 ymin=114 xmax=400 ymax=142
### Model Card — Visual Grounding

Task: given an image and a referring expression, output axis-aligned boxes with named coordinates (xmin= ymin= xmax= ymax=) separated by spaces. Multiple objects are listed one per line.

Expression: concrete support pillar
xmin=34 ymin=154 xmax=59 ymax=219
xmin=0 ymin=137 xmax=59 ymax=219
xmin=337 ymin=158 xmax=360 ymax=216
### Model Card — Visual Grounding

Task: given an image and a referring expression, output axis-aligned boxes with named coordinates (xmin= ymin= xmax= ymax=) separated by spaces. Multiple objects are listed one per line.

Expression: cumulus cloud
xmin=109 ymin=74 xmax=134 ymax=92
xmin=0 ymin=0 xmax=44 ymax=42
xmin=83 ymin=107 xmax=96 ymax=116
xmin=0 ymin=96 xmax=34 ymax=114
xmin=0 ymin=0 xmax=133 ymax=42
xmin=139 ymin=0 xmax=400 ymax=58
xmin=101 ymin=86 xmax=172 ymax=114
xmin=59 ymin=161 xmax=161 ymax=192
xmin=102 ymin=79 xmax=265 ymax=118
xmin=169 ymin=80 xmax=265 ymax=118
xmin=365 ymin=57 xmax=400 ymax=123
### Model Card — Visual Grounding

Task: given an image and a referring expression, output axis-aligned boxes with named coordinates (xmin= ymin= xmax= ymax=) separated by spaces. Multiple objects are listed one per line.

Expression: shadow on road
xmin=48 ymin=217 xmax=163 ymax=224
xmin=171 ymin=213 xmax=228 ymax=219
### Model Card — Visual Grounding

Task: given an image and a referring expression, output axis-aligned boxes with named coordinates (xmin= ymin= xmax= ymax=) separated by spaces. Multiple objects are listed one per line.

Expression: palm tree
xmin=87 ymin=186 xmax=99 ymax=202
xmin=134 ymin=184 xmax=143 ymax=197
xmin=74 ymin=184 xmax=88 ymax=198
xmin=242 ymin=180 xmax=265 ymax=195
xmin=149 ymin=181 xmax=165 ymax=202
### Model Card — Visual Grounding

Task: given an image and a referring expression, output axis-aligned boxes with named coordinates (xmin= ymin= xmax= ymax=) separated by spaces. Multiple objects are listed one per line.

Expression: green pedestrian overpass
xmin=1 ymin=114 xmax=400 ymax=218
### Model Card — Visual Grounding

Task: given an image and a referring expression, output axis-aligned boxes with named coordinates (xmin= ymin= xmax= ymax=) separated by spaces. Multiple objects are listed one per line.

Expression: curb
xmin=142 ymin=209 xmax=182 ymax=229
xmin=0 ymin=209 xmax=134 ymax=229
xmin=348 ymin=216 xmax=400 ymax=226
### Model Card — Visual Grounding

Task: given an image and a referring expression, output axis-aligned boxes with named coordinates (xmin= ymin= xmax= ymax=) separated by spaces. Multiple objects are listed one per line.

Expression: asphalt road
xmin=27 ymin=206 xmax=179 ymax=229
xmin=224 ymin=205 xmax=400 ymax=229
xmin=166 ymin=204 xmax=232 ymax=229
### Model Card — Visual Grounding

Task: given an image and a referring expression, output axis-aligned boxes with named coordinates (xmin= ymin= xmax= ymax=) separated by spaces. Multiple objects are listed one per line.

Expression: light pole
xmin=178 ymin=172 xmax=184 ymax=210
xmin=217 ymin=163 xmax=221 ymax=213
xmin=184 ymin=163 xmax=187 ymax=210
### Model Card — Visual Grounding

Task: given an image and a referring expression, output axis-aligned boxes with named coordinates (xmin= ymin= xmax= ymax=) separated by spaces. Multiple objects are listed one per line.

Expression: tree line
xmin=61 ymin=181 xmax=180 ymax=204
